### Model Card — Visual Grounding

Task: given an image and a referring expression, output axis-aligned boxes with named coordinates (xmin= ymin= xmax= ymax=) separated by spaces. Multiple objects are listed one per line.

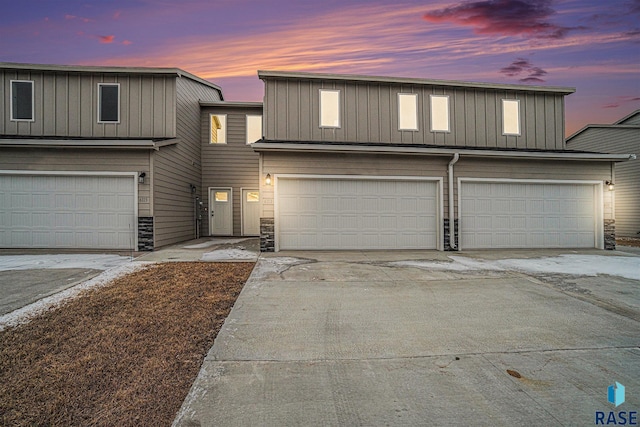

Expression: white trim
xmin=240 ymin=187 xmax=260 ymax=236
xmin=398 ymin=93 xmax=418 ymax=131
xmin=502 ymin=99 xmax=521 ymax=136
xmin=274 ymin=174 xmax=444 ymax=252
xmin=208 ymin=187 xmax=233 ymax=236
xmin=0 ymin=171 xmax=138 ymax=250
xmin=209 ymin=113 xmax=227 ymax=144
xmin=319 ymin=89 xmax=341 ymax=128
xmin=97 ymin=83 xmax=120 ymax=123
xmin=9 ymin=80 xmax=34 ymax=122
xmin=457 ymin=178 xmax=604 ymax=250
xmin=246 ymin=114 xmax=262 ymax=144
xmin=430 ymin=94 xmax=450 ymax=133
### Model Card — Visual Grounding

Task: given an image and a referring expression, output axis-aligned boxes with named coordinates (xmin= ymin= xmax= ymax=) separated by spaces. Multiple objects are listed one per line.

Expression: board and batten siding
xmin=201 ymin=106 xmax=261 ymax=236
xmin=0 ymin=69 xmax=176 ymax=138
xmin=152 ymin=76 xmax=222 ymax=248
xmin=568 ymin=127 xmax=639 ymax=237
xmin=263 ymin=78 xmax=565 ymax=150
xmin=0 ymin=148 xmax=152 ymax=216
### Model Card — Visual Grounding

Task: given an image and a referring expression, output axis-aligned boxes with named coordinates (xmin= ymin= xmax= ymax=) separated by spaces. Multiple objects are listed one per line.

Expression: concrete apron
xmin=174 ymin=250 xmax=640 ymax=427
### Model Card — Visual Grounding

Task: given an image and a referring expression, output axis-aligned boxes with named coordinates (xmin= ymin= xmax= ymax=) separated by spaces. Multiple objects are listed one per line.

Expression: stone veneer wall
xmin=260 ymin=217 xmax=275 ymax=252
xmin=604 ymin=219 xmax=615 ymax=250
xmin=138 ymin=217 xmax=154 ymax=251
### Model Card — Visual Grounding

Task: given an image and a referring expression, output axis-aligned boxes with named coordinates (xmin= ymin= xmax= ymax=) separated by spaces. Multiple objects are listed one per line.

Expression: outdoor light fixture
xmin=138 ymin=172 xmax=146 ymax=183
xmin=605 ymin=180 xmax=615 ymax=191
xmin=265 ymin=173 xmax=272 ymax=186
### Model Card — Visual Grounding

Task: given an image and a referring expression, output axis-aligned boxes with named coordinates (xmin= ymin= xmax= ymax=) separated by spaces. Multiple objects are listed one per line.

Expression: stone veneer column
xmin=137 ymin=217 xmax=154 ymax=251
xmin=260 ymin=217 xmax=275 ymax=252
xmin=604 ymin=219 xmax=616 ymax=250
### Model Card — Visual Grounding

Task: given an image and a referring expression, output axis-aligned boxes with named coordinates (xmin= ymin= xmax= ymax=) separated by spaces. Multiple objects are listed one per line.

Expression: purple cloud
xmin=423 ymin=0 xmax=582 ymax=39
xmin=499 ymin=58 xmax=548 ymax=83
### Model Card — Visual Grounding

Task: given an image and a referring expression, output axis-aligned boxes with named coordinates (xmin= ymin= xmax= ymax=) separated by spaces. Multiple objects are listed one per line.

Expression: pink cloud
xmin=499 ymin=58 xmax=548 ymax=83
xmin=65 ymin=14 xmax=93 ymax=23
xmin=122 ymin=40 xmax=133 ymax=45
xmin=423 ymin=0 xmax=584 ymax=39
xmin=99 ymin=35 xmax=115 ymax=44
xmin=113 ymin=11 xmax=122 ymax=19
xmin=602 ymin=96 xmax=640 ymax=109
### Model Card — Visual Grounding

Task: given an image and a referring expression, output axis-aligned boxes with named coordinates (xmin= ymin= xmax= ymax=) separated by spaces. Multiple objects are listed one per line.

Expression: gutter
xmin=448 ymin=153 xmax=460 ymax=250
xmin=0 ymin=138 xmax=179 ymax=150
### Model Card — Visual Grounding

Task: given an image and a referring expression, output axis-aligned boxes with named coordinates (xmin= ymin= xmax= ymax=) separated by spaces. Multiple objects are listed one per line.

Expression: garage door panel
xmin=278 ymin=178 xmax=439 ymax=250
xmin=461 ymin=182 xmax=597 ymax=249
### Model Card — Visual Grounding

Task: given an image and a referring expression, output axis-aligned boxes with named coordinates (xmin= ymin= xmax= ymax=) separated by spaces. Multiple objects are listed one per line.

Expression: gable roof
xmin=615 ymin=109 xmax=640 ymax=125
xmin=258 ymin=70 xmax=575 ymax=95
xmin=0 ymin=62 xmax=222 ymax=95
xmin=567 ymin=109 xmax=640 ymax=142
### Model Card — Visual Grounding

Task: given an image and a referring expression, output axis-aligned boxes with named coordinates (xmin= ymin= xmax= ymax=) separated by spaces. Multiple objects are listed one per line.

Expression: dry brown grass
xmin=0 ymin=261 xmax=254 ymax=427
xmin=617 ymin=237 xmax=640 ymax=248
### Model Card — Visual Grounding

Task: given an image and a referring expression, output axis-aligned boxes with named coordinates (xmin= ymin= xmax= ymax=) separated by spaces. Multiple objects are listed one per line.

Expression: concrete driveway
xmin=174 ymin=249 xmax=640 ymax=426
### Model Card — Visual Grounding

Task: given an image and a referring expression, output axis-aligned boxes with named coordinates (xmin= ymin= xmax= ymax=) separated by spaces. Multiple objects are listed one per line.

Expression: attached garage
xmin=0 ymin=173 xmax=137 ymax=249
xmin=276 ymin=176 xmax=441 ymax=250
xmin=459 ymin=180 xmax=602 ymax=249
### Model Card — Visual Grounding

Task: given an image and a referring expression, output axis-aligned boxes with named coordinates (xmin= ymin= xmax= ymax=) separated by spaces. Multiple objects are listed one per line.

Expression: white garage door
xmin=0 ymin=174 xmax=136 ymax=249
xmin=460 ymin=181 xmax=598 ymax=249
xmin=277 ymin=178 xmax=439 ymax=250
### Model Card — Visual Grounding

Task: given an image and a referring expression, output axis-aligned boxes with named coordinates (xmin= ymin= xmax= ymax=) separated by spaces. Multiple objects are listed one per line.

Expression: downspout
xmin=448 ymin=153 xmax=460 ymax=250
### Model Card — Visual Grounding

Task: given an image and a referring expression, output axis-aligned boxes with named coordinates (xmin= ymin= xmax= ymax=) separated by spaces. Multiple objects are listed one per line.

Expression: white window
xmin=502 ymin=99 xmax=520 ymax=135
xmin=246 ymin=191 xmax=259 ymax=202
xmin=98 ymin=83 xmax=120 ymax=123
xmin=430 ymin=95 xmax=450 ymax=132
xmin=398 ymin=93 xmax=418 ymax=130
xmin=210 ymin=114 xmax=227 ymax=144
xmin=319 ymin=89 xmax=340 ymax=128
xmin=246 ymin=115 xmax=262 ymax=144
xmin=10 ymin=80 xmax=34 ymax=121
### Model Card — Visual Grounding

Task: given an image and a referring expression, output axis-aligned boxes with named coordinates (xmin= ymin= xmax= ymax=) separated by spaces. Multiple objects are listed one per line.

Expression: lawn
xmin=0 ymin=261 xmax=254 ymax=426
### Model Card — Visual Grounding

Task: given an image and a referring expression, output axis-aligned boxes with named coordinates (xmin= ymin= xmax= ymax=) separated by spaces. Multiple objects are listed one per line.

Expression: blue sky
xmin=1 ymin=0 xmax=638 ymax=135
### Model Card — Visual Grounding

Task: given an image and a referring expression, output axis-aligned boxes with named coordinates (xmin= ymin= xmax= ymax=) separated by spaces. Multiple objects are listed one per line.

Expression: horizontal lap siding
xmin=153 ymin=77 xmax=221 ymax=248
xmin=201 ymin=107 xmax=260 ymax=235
xmin=0 ymin=148 xmax=151 ymax=215
xmin=0 ymin=70 xmax=176 ymax=138
xmin=263 ymin=78 xmax=565 ymax=150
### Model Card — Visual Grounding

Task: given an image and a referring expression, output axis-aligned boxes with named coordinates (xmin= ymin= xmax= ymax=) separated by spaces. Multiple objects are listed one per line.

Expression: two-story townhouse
xmin=254 ymin=71 xmax=634 ymax=252
xmin=200 ymin=101 xmax=262 ymax=238
xmin=0 ymin=62 xmax=222 ymax=251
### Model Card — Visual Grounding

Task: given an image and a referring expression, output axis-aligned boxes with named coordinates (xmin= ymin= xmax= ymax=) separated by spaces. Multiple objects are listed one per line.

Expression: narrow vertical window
xmin=210 ymin=114 xmax=227 ymax=144
xmin=502 ymin=99 xmax=520 ymax=135
xmin=246 ymin=114 xmax=262 ymax=144
xmin=98 ymin=83 xmax=120 ymax=123
xmin=430 ymin=95 xmax=450 ymax=132
xmin=319 ymin=89 xmax=340 ymax=128
xmin=10 ymin=80 xmax=34 ymax=121
xmin=398 ymin=93 xmax=418 ymax=130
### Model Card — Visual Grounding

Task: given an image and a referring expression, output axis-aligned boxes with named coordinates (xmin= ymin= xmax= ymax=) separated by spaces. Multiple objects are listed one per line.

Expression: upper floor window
xmin=502 ymin=99 xmax=520 ymax=135
xmin=430 ymin=95 xmax=450 ymax=132
xmin=246 ymin=114 xmax=262 ymax=144
xmin=98 ymin=83 xmax=120 ymax=123
xmin=210 ymin=114 xmax=227 ymax=144
xmin=319 ymin=89 xmax=340 ymax=128
xmin=398 ymin=93 xmax=418 ymax=131
xmin=10 ymin=80 xmax=34 ymax=121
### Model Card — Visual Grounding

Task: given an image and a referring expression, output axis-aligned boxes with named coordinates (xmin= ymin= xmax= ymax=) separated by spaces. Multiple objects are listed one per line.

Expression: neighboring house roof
xmin=0 ymin=136 xmax=178 ymax=150
xmin=258 ymin=70 xmax=576 ymax=95
xmin=253 ymin=140 xmax=634 ymax=162
xmin=0 ymin=62 xmax=223 ymax=98
xmin=567 ymin=109 xmax=640 ymax=141
xmin=200 ymin=101 xmax=262 ymax=108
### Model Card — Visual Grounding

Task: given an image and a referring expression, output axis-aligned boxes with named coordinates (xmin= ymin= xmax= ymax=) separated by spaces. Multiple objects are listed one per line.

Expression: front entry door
xmin=210 ymin=188 xmax=233 ymax=236
xmin=242 ymin=189 xmax=260 ymax=236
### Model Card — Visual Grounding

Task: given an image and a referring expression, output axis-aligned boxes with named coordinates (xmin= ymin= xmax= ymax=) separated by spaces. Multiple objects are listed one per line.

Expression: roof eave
xmin=0 ymin=138 xmax=179 ymax=150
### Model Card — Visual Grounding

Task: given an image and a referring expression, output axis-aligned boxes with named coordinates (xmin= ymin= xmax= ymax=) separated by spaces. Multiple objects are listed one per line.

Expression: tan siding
xmin=263 ymin=77 xmax=566 ymax=150
xmin=0 ymin=148 xmax=151 ymax=215
xmin=201 ymin=106 xmax=261 ymax=236
xmin=152 ymin=76 xmax=221 ymax=248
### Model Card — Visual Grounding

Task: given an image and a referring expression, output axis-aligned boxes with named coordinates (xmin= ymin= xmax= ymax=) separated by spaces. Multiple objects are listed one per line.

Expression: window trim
xmin=502 ymin=99 xmax=521 ymax=136
xmin=210 ymin=113 xmax=227 ymax=144
xmin=97 ymin=83 xmax=120 ymax=123
xmin=10 ymin=80 xmax=34 ymax=122
xmin=246 ymin=114 xmax=262 ymax=144
xmin=319 ymin=89 xmax=341 ymax=128
xmin=398 ymin=93 xmax=419 ymax=131
xmin=430 ymin=94 xmax=450 ymax=133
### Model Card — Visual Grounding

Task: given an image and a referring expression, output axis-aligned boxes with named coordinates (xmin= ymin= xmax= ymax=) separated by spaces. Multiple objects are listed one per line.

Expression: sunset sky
xmin=1 ymin=0 xmax=638 ymax=136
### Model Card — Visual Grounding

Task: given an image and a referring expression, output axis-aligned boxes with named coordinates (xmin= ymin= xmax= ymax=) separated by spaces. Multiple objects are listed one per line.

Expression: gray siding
xmin=0 ymin=148 xmax=151 ymax=215
xmin=568 ymin=127 xmax=639 ymax=236
xmin=152 ymin=76 xmax=221 ymax=248
xmin=0 ymin=69 xmax=176 ymax=138
xmin=619 ymin=111 xmax=640 ymax=125
xmin=263 ymin=78 xmax=566 ymax=150
xmin=201 ymin=106 xmax=261 ymax=236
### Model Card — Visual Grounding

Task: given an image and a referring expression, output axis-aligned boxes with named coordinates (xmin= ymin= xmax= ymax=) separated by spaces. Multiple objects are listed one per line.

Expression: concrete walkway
xmin=174 ymin=250 xmax=640 ymax=426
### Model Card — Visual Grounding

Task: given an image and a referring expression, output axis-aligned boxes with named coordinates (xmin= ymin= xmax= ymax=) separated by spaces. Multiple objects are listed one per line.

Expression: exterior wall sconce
xmin=189 ymin=183 xmax=197 ymax=194
xmin=605 ymin=180 xmax=614 ymax=191
xmin=138 ymin=172 xmax=146 ymax=183
xmin=265 ymin=173 xmax=272 ymax=186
